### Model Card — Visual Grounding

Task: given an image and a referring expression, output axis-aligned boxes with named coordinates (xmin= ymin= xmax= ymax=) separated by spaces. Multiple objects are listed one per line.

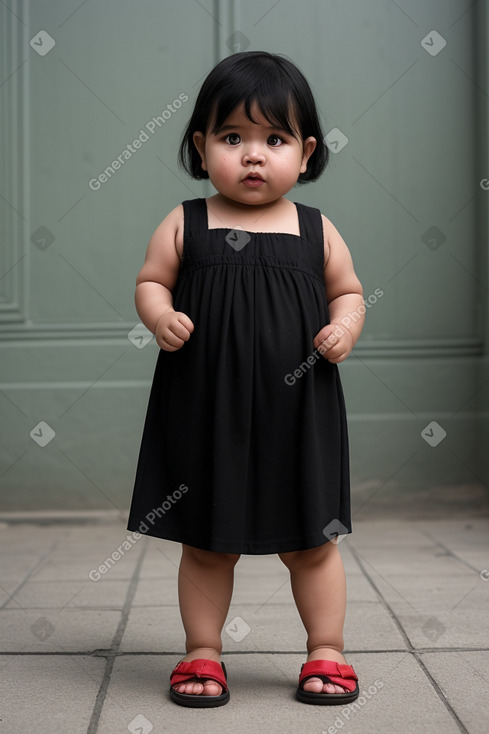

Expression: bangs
xmin=210 ymin=79 xmax=300 ymax=139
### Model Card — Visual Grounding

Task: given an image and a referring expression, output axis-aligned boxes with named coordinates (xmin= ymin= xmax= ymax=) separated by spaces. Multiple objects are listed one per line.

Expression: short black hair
xmin=178 ymin=51 xmax=328 ymax=184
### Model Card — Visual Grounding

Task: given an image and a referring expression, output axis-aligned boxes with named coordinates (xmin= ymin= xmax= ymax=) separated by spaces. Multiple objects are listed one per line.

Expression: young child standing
xmin=127 ymin=51 xmax=364 ymax=708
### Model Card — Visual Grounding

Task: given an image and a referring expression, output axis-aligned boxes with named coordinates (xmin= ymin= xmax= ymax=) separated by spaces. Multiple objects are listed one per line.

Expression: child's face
xmin=193 ymin=102 xmax=316 ymax=206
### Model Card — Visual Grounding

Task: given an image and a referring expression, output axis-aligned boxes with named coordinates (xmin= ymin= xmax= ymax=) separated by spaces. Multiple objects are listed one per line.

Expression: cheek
xmin=278 ymin=153 xmax=302 ymax=176
xmin=210 ymin=153 xmax=235 ymax=179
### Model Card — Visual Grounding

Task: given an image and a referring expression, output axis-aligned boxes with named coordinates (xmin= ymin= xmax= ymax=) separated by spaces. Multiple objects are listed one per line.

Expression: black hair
xmin=178 ymin=51 xmax=328 ymax=184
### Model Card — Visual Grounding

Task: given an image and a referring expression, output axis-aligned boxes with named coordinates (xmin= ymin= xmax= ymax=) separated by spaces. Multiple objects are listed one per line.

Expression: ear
xmin=192 ymin=131 xmax=207 ymax=171
xmin=300 ymin=136 xmax=317 ymax=174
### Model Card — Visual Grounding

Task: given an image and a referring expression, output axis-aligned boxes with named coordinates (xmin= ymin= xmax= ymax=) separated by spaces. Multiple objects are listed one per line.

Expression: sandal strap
xmin=170 ymin=659 xmax=228 ymax=692
xmin=299 ymin=660 xmax=358 ymax=693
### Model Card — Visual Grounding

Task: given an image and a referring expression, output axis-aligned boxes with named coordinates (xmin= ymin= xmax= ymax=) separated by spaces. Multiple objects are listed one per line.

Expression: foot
xmin=171 ymin=648 xmax=223 ymax=697
xmin=302 ymin=648 xmax=350 ymax=694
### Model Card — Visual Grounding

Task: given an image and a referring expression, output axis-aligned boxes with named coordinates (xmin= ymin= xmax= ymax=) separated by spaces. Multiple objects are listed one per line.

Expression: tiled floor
xmin=0 ymin=516 xmax=488 ymax=733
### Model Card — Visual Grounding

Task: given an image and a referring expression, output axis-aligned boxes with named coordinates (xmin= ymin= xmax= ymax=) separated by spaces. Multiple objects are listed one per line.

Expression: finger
xmin=313 ymin=325 xmax=333 ymax=349
xmin=317 ymin=333 xmax=340 ymax=356
xmin=326 ymin=348 xmax=349 ymax=363
xmin=157 ymin=333 xmax=182 ymax=351
xmin=314 ymin=324 xmax=341 ymax=351
xmin=169 ymin=320 xmax=192 ymax=342
xmin=176 ymin=312 xmax=195 ymax=334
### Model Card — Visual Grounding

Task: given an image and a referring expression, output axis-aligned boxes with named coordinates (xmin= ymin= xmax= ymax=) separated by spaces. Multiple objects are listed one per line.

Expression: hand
xmin=155 ymin=310 xmax=194 ymax=351
xmin=313 ymin=323 xmax=353 ymax=364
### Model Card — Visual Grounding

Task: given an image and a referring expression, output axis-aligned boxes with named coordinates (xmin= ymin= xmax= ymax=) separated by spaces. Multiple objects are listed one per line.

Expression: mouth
xmin=242 ymin=173 xmax=265 ymax=187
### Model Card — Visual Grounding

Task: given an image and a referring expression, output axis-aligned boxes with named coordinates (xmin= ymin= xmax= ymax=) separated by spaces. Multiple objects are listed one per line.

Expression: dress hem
xmin=126 ymin=522 xmax=352 ymax=555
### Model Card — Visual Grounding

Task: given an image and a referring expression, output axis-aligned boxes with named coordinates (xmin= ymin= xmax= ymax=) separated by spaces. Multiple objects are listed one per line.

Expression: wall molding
xmin=0 ymin=0 xmax=28 ymax=322
xmin=0 ymin=326 xmax=483 ymax=357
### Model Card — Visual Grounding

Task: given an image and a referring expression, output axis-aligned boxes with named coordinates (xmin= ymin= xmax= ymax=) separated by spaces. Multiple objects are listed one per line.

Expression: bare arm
xmin=135 ymin=205 xmax=194 ymax=351
xmin=313 ymin=215 xmax=364 ymax=363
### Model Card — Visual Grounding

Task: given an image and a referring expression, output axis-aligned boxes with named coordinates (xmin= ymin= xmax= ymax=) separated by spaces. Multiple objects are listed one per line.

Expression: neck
xmin=213 ymin=193 xmax=285 ymax=213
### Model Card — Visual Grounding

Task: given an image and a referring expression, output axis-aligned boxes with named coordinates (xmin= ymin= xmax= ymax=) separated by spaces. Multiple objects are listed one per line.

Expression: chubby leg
xmin=173 ymin=544 xmax=240 ymax=696
xmin=279 ymin=541 xmax=349 ymax=694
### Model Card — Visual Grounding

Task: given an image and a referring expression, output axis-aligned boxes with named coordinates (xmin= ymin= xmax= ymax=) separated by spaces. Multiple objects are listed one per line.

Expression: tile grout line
xmin=414 ymin=654 xmax=470 ymax=734
xmin=86 ymin=538 xmax=148 ymax=734
xmin=348 ymin=544 xmax=415 ymax=649
xmin=0 ymin=531 xmax=70 ymax=610
xmin=1 ymin=647 xmax=488 ymax=656
xmin=348 ymin=544 xmax=470 ymax=733
xmin=418 ymin=529 xmax=485 ymax=575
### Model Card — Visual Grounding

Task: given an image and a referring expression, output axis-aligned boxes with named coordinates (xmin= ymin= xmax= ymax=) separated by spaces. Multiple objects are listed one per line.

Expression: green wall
xmin=1 ymin=0 xmax=488 ymax=514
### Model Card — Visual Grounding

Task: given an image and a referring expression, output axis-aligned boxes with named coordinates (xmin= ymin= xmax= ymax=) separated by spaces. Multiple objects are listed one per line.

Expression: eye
xmin=267 ymin=135 xmax=284 ymax=147
xmin=224 ymin=133 xmax=241 ymax=145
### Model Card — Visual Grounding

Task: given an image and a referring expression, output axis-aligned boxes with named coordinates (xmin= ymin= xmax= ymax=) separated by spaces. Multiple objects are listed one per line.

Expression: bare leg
xmin=279 ymin=541 xmax=349 ymax=694
xmin=172 ymin=544 xmax=240 ymax=696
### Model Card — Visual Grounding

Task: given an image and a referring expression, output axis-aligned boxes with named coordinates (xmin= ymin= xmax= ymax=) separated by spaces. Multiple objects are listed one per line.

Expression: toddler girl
xmin=127 ymin=50 xmax=364 ymax=707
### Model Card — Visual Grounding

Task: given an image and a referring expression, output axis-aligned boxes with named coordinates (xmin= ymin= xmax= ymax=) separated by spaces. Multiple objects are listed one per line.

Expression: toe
xmin=322 ymin=682 xmax=337 ymax=694
xmin=175 ymin=681 xmax=204 ymax=695
xmin=323 ymin=683 xmax=345 ymax=693
xmin=303 ymin=679 xmax=349 ymax=695
xmin=323 ymin=683 xmax=348 ymax=694
xmin=173 ymin=679 xmax=222 ymax=696
xmin=202 ymin=681 xmax=222 ymax=696
xmin=302 ymin=677 xmax=325 ymax=693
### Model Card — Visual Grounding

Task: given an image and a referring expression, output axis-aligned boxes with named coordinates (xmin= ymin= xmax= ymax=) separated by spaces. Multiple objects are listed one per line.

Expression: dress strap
xmin=182 ymin=198 xmax=208 ymax=243
xmin=295 ymin=202 xmax=324 ymax=246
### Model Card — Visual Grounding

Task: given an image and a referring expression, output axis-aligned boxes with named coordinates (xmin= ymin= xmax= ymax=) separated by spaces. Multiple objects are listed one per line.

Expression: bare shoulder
xmin=320 ymin=212 xmax=363 ymax=300
xmin=321 ymin=213 xmax=343 ymax=241
xmin=320 ymin=214 xmax=352 ymax=264
xmin=150 ymin=204 xmax=184 ymax=259
xmin=320 ymin=214 xmax=332 ymax=265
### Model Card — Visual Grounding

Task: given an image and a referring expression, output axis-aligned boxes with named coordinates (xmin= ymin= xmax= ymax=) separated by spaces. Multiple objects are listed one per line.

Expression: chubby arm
xmin=313 ymin=215 xmax=364 ymax=363
xmin=135 ymin=205 xmax=194 ymax=351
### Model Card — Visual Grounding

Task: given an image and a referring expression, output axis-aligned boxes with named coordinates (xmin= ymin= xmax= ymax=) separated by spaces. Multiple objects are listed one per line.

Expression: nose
xmin=243 ymin=145 xmax=266 ymax=165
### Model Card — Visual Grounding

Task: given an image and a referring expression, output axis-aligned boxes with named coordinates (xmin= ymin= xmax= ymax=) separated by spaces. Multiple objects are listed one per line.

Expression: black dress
xmin=127 ymin=198 xmax=351 ymax=554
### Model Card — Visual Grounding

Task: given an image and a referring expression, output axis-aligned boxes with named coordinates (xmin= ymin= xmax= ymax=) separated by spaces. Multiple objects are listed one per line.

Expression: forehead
xmin=211 ymin=101 xmax=297 ymax=134
xmin=211 ymin=102 xmax=266 ymax=130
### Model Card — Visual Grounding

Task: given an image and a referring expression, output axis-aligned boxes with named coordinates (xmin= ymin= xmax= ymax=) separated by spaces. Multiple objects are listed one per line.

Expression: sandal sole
xmin=296 ymin=683 xmax=359 ymax=706
xmin=169 ymin=687 xmax=230 ymax=708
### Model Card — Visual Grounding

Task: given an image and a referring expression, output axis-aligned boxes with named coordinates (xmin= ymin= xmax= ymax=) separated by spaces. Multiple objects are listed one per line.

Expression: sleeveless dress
xmin=127 ymin=198 xmax=351 ymax=554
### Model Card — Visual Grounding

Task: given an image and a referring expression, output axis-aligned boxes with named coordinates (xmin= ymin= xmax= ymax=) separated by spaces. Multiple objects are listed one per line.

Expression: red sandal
xmin=169 ymin=658 xmax=230 ymax=708
xmin=296 ymin=660 xmax=359 ymax=705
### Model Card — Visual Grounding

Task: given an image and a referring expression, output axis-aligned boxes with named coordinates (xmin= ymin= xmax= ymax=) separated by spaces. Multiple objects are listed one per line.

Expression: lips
xmin=243 ymin=172 xmax=264 ymax=181
xmin=242 ymin=173 xmax=265 ymax=187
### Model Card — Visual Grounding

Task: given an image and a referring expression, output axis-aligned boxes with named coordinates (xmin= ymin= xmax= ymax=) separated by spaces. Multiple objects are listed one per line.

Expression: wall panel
xmin=0 ymin=0 xmax=486 ymax=512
